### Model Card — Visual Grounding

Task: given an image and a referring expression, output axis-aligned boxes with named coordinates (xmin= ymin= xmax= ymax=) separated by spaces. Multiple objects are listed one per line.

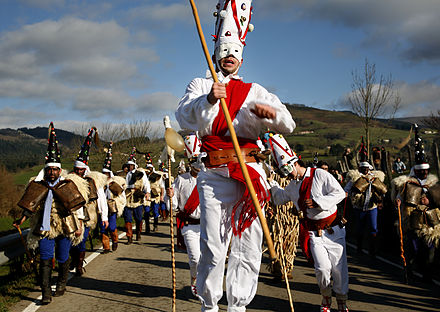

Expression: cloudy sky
xmin=0 ymin=0 xmax=439 ymax=133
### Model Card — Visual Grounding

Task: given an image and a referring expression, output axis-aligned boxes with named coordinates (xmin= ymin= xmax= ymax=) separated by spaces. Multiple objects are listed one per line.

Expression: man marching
xmin=267 ymin=133 xmax=349 ymax=312
xmin=69 ymin=127 xmax=109 ymax=276
xmin=101 ymin=142 xmax=126 ymax=253
xmin=165 ymin=133 xmax=202 ymax=298
xmin=124 ymin=147 xmax=150 ymax=243
xmin=391 ymin=124 xmax=439 ymax=283
xmin=344 ymin=140 xmax=387 ymax=257
xmin=176 ymin=1 xmax=295 ymax=311
xmin=13 ymin=123 xmax=88 ymax=304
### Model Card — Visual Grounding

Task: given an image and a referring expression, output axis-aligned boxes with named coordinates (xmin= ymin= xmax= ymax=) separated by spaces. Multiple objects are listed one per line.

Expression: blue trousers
xmin=160 ymin=201 xmax=167 ymax=212
xmin=123 ymin=206 xmax=143 ymax=223
xmin=99 ymin=213 xmax=117 ymax=234
xmin=39 ymin=236 xmax=71 ymax=263
xmin=144 ymin=202 xmax=160 ymax=218
xmin=356 ymin=208 xmax=378 ymax=235
xmin=71 ymin=226 xmax=90 ymax=253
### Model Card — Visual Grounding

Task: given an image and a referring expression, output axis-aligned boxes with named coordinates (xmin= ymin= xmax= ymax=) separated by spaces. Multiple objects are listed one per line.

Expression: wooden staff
xmin=396 ymin=199 xmax=408 ymax=283
xmin=14 ymin=225 xmax=38 ymax=275
xmin=279 ymin=233 xmax=295 ymax=312
xmin=189 ymin=0 xmax=276 ymax=260
xmin=167 ymin=152 xmax=177 ymax=312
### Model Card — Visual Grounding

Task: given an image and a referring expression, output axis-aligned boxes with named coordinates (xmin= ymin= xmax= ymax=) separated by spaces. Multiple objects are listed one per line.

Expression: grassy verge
xmin=0 ymin=217 xmax=30 ymax=236
xmin=0 ymin=258 xmax=37 ymax=312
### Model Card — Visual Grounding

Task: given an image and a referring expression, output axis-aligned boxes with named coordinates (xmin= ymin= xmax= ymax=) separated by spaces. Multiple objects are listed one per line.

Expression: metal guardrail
xmin=0 ymin=229 xmax=29 ymax=266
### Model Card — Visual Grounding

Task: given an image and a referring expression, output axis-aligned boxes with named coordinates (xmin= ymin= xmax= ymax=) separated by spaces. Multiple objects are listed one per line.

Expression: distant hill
xmin=0 ymin=127 xmax=83 ymax=171
xmin=2 ymin=106 xmax=437 ymax=173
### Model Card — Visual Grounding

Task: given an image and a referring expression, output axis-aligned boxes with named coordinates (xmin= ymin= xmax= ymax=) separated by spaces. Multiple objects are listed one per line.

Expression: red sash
xmin=201 ymin=79 xmax=269 ymax=237
xmin=298 ymin=168 xmax=316 ymax=264
xmin=211 ymin=79 xmax=252 ymax=136
xmin=176 ymin=185 xmax=200 ymax=250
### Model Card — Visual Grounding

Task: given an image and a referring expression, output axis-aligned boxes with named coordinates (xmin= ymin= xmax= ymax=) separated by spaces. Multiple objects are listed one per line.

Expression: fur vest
xmin=26 ymin=173 xmax=89 ymax=249
xmin=391 ymin=174 xmax=440 ymax=247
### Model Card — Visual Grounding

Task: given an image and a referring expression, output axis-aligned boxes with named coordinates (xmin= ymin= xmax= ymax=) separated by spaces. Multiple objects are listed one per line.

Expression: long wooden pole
xmin=396 ymin=200 xmax=408 ymax=283
xmin=167 ymin=156 xmax=176 ymax=312
xmin=189 ymin=0 xmax=276 ymax=260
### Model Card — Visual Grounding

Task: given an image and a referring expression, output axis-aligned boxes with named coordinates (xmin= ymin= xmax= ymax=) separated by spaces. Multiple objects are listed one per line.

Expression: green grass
xmin=0 ymin=217 xmax=30 ymax=234
xmin=0 ymin=260 xmax=37 ymax=312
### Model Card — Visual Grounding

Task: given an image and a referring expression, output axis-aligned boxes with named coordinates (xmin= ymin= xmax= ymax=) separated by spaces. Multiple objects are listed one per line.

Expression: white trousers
xmin=309 ymin=225 xmax=349 ymax=299
xmin=197 ymin=168 xmax=264 ymax=312
xmin=181 ymin=224 xmax=201 ymax=279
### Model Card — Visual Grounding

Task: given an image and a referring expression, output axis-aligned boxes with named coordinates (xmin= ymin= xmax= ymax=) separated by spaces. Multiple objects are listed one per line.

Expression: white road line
xmin=21 ymin=232 xmax=127 ymax=312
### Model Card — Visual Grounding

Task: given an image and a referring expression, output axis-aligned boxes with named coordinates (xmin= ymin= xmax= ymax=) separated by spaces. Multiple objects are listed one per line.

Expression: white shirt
xmin=126 ymin=169 xmax=151 ymax=194
xmin=165 ymin=172 xmax=200 ymax=219
xmin=96 ymin=187 xmax=108 ymax=222
xmin=176 ymin=71 xmax=296 ymax=138
xmin=270 ymin=168 xmax=346 ymax=220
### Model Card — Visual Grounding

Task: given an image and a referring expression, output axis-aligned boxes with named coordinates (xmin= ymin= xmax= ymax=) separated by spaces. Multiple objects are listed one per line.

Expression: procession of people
xmin=10 ymin=1 xmax=439 ymax=312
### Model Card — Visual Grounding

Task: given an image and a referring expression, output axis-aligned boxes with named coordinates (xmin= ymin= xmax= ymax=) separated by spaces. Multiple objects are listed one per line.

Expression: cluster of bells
xmin=213 ymin=2 xmax=254 ymax=33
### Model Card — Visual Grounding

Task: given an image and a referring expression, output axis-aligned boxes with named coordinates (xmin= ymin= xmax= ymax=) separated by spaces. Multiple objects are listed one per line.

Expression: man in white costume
xmin=176 ymin=1 xmax=295 ymax=311
xmin=267 ymin=133 xmax=349 ymax=312
xmin=166 ymin=133 xmax=202 ymax=297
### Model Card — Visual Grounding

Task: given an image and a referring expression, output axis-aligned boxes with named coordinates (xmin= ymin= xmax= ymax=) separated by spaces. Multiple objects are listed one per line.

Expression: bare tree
xmin=348 ymin=58 xmax=400 ymax=156
xmin=423 ymin=110 xmax=440 ymax=133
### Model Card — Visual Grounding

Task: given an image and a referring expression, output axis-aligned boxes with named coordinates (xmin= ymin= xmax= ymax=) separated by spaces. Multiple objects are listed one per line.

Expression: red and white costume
xmin=167 ymin=172 xmax=200 ymax=280
xmin=176 ymin=70 xmax=295 ymax=311
xmin=269 ymin=168 xmax=349 ymax=301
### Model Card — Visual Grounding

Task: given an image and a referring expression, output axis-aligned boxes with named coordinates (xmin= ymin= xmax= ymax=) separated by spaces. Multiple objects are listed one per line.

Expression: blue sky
xmin=0 ymin=0 xmax=439 ymax=135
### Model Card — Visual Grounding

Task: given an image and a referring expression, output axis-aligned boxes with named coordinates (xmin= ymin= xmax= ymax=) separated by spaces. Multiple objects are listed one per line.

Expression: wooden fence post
xmin=406 ymin=145 xmax=413 ymax=169
xmin=432 ymin=142 xmax=440 ymax=177
xmin=385 ymin=151 xmax=393 ymax=183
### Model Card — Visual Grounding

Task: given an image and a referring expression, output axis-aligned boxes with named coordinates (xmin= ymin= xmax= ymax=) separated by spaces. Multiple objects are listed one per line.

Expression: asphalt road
xmin=10 ymin=220 xmax=440 ymax=312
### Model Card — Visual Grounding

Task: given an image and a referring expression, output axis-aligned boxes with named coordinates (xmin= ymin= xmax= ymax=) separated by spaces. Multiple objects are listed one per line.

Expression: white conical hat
xmin=213 ymin=0 xmax=254 ymax=62
xmin=184 ymin=133 xmax=202 ymax=159
xmin=266 ymin=132 xmax=298 ymax=177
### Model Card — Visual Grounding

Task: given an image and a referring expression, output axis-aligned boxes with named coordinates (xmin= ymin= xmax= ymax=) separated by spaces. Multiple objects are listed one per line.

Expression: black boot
xmin=356 ymin=234 xmax=363 ymax=255
xmin=76 ymin=251 xmax=86 ymax=276
xmin=54 ymin=260 xmax=70 ymax=297
xmin=40 ymin=259 xmax=52 ymax=304
xmin=144 ymin=216 xmax=151 ymax=234
xmin=369 ymin=234 xmax=377 ymax=258
xmin=136 ymin=221 xmax=142 ymax=241
xmin=152 ymin=217 xmax=159 ymax=232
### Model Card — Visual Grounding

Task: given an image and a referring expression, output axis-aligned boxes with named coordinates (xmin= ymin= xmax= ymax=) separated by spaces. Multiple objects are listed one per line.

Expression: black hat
xmin=75 ymin=127 xmax=98 ymax=168
xmin=45 ymin=122 xmax=61 ymax=168
xmin=126 ymin=147 xmax=137 ymax=165
xmin=414 ymin=124 xmax=429 ymax=170
xmin=102 ymin=141 xmax=113 ymax=173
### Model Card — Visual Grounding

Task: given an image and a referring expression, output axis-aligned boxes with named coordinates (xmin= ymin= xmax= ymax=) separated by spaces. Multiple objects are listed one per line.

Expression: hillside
xmin=282 ymin=104 xmax=437 ymax=162
xmin=0 ymin=127 xmax=84 ymax=171
xmin=3 ymin=105 xmax=438 ymax=179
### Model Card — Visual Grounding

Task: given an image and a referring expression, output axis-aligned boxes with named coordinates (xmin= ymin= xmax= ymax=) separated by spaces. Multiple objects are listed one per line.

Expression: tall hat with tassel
xmin=414 ymin=123 xmax=430 ymax=170
xmin=145 ymin=152 xmax=153 ymax=168
xmin=358 ymin=136 xmax=372 ymax=169
xmin=265 ymin=131 xmax=298 ymax=177
xmin=212 ymin=0 xmax=254 ymax=67
xmin=184 ymin=133 xmax=202 ymax=163
xmin=45 ymin=122 xmax=61 ymax=168
xmin=74 ymin=127 xmax=98 ymax=169
xmin=126 ymin=147 xmax=137 ymax=166
xmin=102 ymin=141 xmax=113 ymax=173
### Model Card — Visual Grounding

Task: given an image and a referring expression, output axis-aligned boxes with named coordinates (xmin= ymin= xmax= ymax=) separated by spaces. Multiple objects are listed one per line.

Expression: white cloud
xmin=337 ymin=79 xmax=440 ymax=117
xmin=396 ymin=80 xmax=440 ymax=116
xmin=0 ymin=107 xmax=48 ymax=128
xmin=19 ymin=0 xmax=65 ymax=9
xmin=255 ymin=0 xmax=440 ymax=63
